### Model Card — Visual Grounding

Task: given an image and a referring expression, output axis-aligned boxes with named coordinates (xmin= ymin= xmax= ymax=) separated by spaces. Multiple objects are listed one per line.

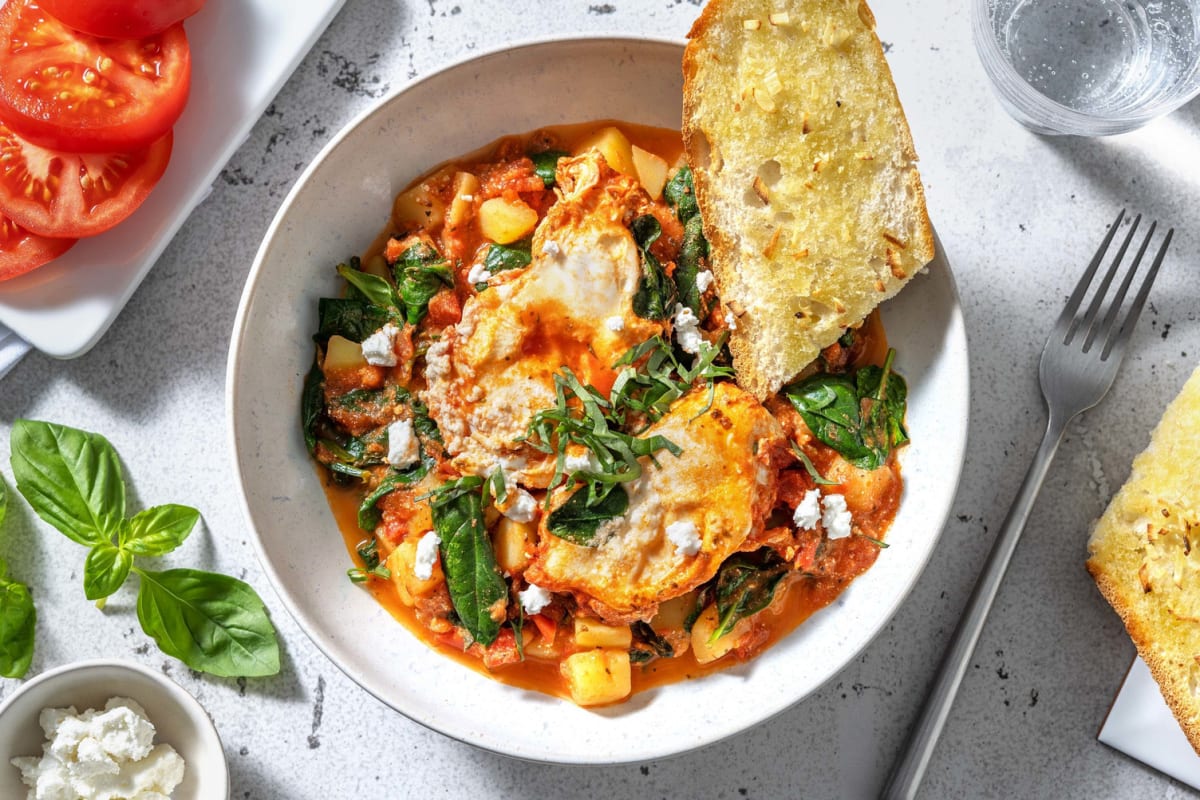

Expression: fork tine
xmin=1088 ymin=220 xmax=1157 ymax=353
xmin=1069 ymin=213 xmax=1141 ymax=347
xmin=1102 ymin=227 xmax=1174 ymax=361
xmin=1054 ymin=208 xmax=1125 ymax=342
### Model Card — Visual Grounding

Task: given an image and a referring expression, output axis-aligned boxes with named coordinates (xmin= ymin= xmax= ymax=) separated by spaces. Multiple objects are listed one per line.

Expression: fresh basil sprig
xmin=783 ymin=349 xmax=909 ymax=471
xmin=10 ymin=420 xmax=280 ymax=677
xmin=0 ymin=479 xmax=35 ymax=679
xmin=427 ymin=476 xmax=508 ymax=647
xmin=609 ymin=334 xmax=733 ymax=431
xmin=630 ymin=215 xmax=676 ymax=321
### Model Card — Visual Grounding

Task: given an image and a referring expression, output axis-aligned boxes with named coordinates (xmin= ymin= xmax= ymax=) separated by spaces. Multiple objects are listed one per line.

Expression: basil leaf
xmin=546 ymin=485 xmax=629 ymax=546
xmin=712 ymin=553 xmax=788 ymax=641
xmin=483 ymin=241 xmax=532 ymax=274
xmin=675 ymin=214 xmax=709 ymax=316
xmin=336 ymin=262 xmax=402 ymax=311
xmin=83 ymin=541 xmax=133 ymax=601
xmin=300 ymin=357 xmax=324 ymax=455
xmin=0 ymin=559 xmax=35 ymax=679
xmin=135 ymin=567 xmax=280 ymax=677
xmin=121 ymin=504 xmax=200 ymax=556
xmin=630 ymin=215 xmax=675 ymax=321
xmin=430 ymin=477 xmax=507 ymax=647
xmin=11 ymin=419 xmax=125 ymax=546
xmin=531 ymin=149 xmax=569 ymax=187
xmin=315 ymin=298 xmax=398 ymax=343
xmin=664 ymin=166 xmax=700 ymax=224
xmin=392 ymin=243 xmax=454 ymax=325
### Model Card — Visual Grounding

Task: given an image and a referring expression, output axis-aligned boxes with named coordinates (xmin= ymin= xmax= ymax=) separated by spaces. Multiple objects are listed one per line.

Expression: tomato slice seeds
xmin=0 ymin=0 xmax=190 ymax=153
xmin=0 ymin=210 xmax=75 ymax=281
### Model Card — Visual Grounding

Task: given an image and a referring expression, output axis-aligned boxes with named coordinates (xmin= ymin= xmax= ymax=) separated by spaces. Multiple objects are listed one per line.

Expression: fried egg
xmin=525 ymin=382 xmax=787 ymax=622
xmin=421 ymin=153 xmax=663 ymax=487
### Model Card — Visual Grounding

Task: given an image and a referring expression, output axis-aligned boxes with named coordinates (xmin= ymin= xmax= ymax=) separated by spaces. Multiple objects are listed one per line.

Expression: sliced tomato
xmin=0 ymin=212 xmax=75 ymax=280
xmin=0 ymin=0 xmax=190 ymax=152
xmin=0 ymin=122 xmax=172 ymax=239
xmin=39 ymin=0 xmax=206 ymax=39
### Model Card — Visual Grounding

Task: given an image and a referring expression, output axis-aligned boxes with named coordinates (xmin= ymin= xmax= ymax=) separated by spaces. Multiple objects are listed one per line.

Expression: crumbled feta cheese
xmin=665 ymin=519 xmax=702 ymax=557
xmin=386 ymin=419 xmax=421 ymax=469
xmin=604 ymin=315 xmax=626 ymax=332
xmin=360 ymin=323 xmax=399 ymax=367
xmin=793 ymin=489 xmax=822 ymax=530
xmin=821 ymin=493 xmax=853 ymax=539
xmin=467 ymin=261 xmax=493 ymax=285
xmin=502 ymin=489 xmax=538 ymax=523
xmin=541 ymin=239 xmax=561 ymax=258
xmin=12 ymin=697 xmax=185 ymax=800
xmin=414 ymin=531 xmax=441 ymax=580
xmin=672 ymin=303 xmax=703 ymax=355
xmin=519 ymin=583 xmax=552 ymax=615
xmin=563 ymin=450 xmax=601 ymax=474
xmin=724 ymin=310 xmax=738 ymax=331
xmin=695 ymin=270 xmax=715 ymax=293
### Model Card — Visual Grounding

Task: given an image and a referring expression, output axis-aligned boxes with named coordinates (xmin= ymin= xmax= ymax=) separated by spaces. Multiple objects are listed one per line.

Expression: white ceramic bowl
xmin=0 ymin=659 xmax=229 ymax=798
xmin=227 ymin=36 xmax=970 ymax=764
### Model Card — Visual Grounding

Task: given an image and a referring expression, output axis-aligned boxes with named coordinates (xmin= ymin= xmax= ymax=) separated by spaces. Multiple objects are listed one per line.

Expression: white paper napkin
xmin=1099 ymin=657 xmax=1200 ymax=789
xmin=0 ymin=323 xmax=31 ymax=381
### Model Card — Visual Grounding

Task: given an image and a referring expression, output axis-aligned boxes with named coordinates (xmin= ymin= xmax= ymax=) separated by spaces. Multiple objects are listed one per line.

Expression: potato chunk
xmin=574 ymin=617 xmax=632 ymax=649
xmin=447 ymin=171 xmax=480 ymax=229
xmin=632 ymin=145 xmax=668 ymax=199
xmin=575 ymin=126 xmax=636 ymax=178
xmin=323 ymin=335 xmax=367 ymax=371
xmin=562 ymin=649 xmax=632 ymax=706
xmin=478 ymin=197 xmax=537 ymax=244
xmin=689 ymin=604 xmax=752 ymax=664
xmin=493 ymin=517 xmax=534 ymax=574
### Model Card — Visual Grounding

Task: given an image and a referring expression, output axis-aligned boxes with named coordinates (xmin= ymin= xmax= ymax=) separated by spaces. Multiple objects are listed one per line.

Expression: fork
xmin=881 ymin=210 xmax=1173 ymax=800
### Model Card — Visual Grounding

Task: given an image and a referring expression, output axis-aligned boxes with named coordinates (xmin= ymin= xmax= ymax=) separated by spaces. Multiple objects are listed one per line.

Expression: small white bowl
xmin=0 ymin=659 xmax=229 ymax=799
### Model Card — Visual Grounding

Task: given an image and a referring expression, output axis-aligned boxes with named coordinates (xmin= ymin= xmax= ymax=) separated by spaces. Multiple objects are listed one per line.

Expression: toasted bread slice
xmin=1087 ymin=366 xmax=1200 ymax=755
xmin=682 ymin=0 xmax=935 ymax=398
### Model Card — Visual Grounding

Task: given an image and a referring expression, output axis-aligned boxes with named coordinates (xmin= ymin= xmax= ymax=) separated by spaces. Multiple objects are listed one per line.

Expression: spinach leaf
xmin=356 ymin=461 xmax=429 ymax=531
xmin=83 ymin=541 xmax=133 ymax=601
xmin=483 ymin=240 xmax=532 ymax=274
xmin=711 ymin=553 xmax=789 ymax=641
xmin=0 ymin=559 xmax=35 ymax=679
xmin=301 ymin=357 xmax=324 ymax=455
xmin=0 ymin=474 xmax=6 ymax=525
xmin=664 ymin=166 xmax=700 ymax=224
xmin=336 ymin=262 xmax=402 ymax=311
xmin=412 ymin=404 xmax=443 ymax=443
xmin=392 ymin=243 xmax=454 ymax=325
xmin=675 ymin=215 xmax=709 ymax=316
xmin=630 ymin=215 xmax=676 ymax=321
xmin=546 ymin=485 xmax=628 ymax=546
xmin=629 ymin=620 xmax=674 ymax=664
xmin=784 ymin=349 xmax=909 ymax=471
xmin=531 ymin=149 xmax=569 ymax=187
xmin=429 ymin=477 xmax=508 ymax=647
xmin=315 ymin=298 xmax=398 ymax=343
xmin=135 ymin=567 xmax=280 ymax=677
xmin=10 ymin=420 xmax=125 ymax=546
xmin=121 ymin=504 xmax=200 ymax=556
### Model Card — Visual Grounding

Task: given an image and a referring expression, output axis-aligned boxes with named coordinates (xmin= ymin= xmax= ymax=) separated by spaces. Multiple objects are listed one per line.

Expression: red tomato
xmin=39 ymin=0 xmax=206 ymax=39
xmin=0 ymin=212 xmax=75 ymax=281
xmin=0 ymin=0 xmax=190 ymax=153
xmin=0 ymin=122 xmax=172 ymax=239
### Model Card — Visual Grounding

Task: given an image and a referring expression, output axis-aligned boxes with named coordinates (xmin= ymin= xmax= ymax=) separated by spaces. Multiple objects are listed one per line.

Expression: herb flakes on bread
xmin=682 ymin=0 xmax=935 ymax=398
xmin=1087 ymin=366 xmax=1200 ymax=755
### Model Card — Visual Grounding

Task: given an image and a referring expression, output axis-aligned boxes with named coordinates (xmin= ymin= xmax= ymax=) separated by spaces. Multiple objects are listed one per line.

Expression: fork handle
xmin=881 ymin=409 xmax=1070 ymax=800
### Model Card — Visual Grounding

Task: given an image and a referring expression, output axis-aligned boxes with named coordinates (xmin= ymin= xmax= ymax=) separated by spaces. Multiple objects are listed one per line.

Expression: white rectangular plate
xmin=0 ymin=0 xmax=347 ymax=358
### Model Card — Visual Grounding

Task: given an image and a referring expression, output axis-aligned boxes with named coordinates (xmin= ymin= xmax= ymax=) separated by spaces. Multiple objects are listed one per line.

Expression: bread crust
xmin=682 ymin=0 xmax=935 ymax=398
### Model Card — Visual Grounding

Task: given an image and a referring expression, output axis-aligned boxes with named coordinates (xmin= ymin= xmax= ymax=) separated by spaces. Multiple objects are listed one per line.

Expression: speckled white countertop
xmin=2 ymin=0 xmax=1199 ymax=797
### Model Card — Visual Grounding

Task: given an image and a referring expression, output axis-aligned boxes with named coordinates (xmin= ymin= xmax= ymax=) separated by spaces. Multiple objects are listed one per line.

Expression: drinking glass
xmin=973 ymin=0 xmax=1200 ymax=135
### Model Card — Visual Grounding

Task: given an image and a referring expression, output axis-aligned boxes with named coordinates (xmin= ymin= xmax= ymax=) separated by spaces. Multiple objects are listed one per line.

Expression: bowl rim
xmin=226 ymin=33 xmax=971 ymax=764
